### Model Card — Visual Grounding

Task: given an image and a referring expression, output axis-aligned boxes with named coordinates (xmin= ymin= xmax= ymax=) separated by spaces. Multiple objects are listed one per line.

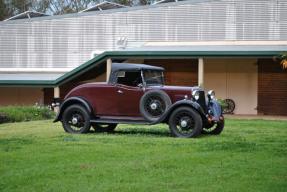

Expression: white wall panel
xmin=0 ymin=0 xmax=286 ymax=68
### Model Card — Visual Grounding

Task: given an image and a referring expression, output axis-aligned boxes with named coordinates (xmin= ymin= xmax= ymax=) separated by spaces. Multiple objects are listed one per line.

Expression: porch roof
xmin=0 ymin=46 xmax=285 ymax=87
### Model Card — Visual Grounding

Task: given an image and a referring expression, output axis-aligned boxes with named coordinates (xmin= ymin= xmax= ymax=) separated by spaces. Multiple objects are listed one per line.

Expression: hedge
xmin=0 ymin=106 xmax=55 ymax=124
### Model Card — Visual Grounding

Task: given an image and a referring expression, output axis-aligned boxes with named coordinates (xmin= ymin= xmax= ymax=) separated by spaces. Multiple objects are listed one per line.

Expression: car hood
xmin=149 ymin=85 xmax=202 ymax=91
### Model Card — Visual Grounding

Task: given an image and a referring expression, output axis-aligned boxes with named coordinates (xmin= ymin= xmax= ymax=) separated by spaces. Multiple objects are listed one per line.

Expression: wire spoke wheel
xmin=223 ymin=99 xmax=235 ymax=114
xmin=144 ymin=96 xmax=166 ymax=117
xmin=168 ymin=107 xmax=202 ymax=138
xmin=202 ymin=118 xmax=225 ymax=135
xmin=140 ymin=90 xmax=172 ymax=122
xmin=62 ymin=104 xmax=91 ymax=134
xmin=67 ymin=113 xmax=85 ymax=131
xmin=174 ymin=112 xmax=195 ymax=136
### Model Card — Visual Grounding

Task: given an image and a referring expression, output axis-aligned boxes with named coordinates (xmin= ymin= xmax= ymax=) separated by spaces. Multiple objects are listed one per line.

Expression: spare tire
xmin=140 ymin=90 xmax=172 ymax=122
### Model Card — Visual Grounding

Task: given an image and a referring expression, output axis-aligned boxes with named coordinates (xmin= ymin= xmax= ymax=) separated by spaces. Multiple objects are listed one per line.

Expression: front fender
xmin=152 ymin=100 xmax=206 ymax=124
xmin=53 ymin=97 xmax=93 ymax=122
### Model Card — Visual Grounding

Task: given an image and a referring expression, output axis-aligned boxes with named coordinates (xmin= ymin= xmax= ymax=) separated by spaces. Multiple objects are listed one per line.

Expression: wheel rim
xmin=66 ymin=110 xmax=86 ymax=132
xmin=223 ymin=99 xmax=235 ymax=114
xmin=174 ymin=111 xmax=195 ymax=136
xmin=203 ymin=125 xmax=217 ymax=133
xmin=203 ymin=120 xmax=224 ymax=133
xmin=144 ymin=95 xmax=166 ymax=117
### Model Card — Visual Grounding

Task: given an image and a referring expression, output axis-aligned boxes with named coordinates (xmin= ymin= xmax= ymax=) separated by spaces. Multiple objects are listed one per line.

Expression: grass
xmin=0 ymin=106 xmax=55 ymax=123
xmin=0 ymin=119 xmax=286 ymax=192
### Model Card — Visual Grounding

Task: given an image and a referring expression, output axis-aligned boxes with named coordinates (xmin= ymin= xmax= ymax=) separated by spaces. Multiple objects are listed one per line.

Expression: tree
xmin=0 ymin=0 xmax=154 ymax=21
xmin=0 ymin=0 xmax=12 ymax=20
xmin=280 ymin=54 xmax=287 ymax=69
xmin=10 ymin=0 xmax=32 ymax=14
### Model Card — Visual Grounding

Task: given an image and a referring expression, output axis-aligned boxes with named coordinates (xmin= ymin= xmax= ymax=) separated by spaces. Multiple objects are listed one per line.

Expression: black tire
xmin=93 ymin=123 xmax=117 ymax=132
xmin=168 ymin=107 xmax=202 ymax=138
xmin=202 ymin=118 xmax=224 ymax=135
xmin=140 ymin=90 xmax=171 ymax=122
xmin=62 ymin=104 xmax=91 ymax=134
xmin=223 ymin=99 xmax=235 ymax=114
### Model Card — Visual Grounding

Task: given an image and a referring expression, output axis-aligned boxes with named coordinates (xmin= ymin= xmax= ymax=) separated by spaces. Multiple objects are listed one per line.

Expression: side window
xmin=116 ymin=71 xmax=142 ymax=87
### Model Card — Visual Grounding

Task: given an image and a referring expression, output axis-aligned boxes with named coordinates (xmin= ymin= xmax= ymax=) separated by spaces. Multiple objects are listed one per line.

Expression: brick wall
xmin=258 ymin=59 xmax=287 ymax=116
xmin=144 ymin=59 xmax=198 ymax=86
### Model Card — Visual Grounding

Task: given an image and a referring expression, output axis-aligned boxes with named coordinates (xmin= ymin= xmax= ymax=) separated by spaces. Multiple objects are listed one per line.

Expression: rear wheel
xmin=93 ymin=123 xmax=117 ymax=132
xmin=62 ymin=104 xmax=91 ymax=134
xmin=168 ymin=107 xmax=202 ymax=138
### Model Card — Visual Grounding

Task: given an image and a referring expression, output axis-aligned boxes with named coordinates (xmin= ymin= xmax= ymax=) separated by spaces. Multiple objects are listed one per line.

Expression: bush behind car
xmin=0 ymin=105 xmax=55 ymax=124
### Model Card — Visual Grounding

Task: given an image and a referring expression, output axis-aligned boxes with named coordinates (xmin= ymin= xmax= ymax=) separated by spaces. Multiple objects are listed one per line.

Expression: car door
xmin=116 ymin=84 xmax=144 ymax=116
xmin=88 ymin=84 xmax=119 ymax=116
xmin=114 ymin=70 xmax=145 ymax=116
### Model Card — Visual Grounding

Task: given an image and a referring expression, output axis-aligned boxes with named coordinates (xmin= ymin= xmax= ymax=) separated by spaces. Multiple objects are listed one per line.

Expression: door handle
xmin=117 ymin=90 xmax=123 ymax=94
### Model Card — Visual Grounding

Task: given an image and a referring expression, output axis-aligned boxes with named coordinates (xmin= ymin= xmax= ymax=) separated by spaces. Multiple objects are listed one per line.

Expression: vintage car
xmin=54 ymin=63 xmax=224 ymax=138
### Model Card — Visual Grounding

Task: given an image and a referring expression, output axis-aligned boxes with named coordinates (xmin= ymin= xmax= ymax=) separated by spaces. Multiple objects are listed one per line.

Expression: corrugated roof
xmin=126 ymin=44 xmax=287 ymax=52
xmin=153 ymin=0 xmax=184 ymax=5
xmin=4 ymin=10 xmax=49 ymax=21
xmin=78 ymin=1 xmax=129 ymax=13
xmin=0 ymin=0 xmax=286 ymax=69
xmin=0 ymin=0 xmax=223 ymax=23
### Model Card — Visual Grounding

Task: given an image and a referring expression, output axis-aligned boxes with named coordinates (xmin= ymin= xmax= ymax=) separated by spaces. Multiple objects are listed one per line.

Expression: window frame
xmin=115 ymin=70 xmax=144 ymax=87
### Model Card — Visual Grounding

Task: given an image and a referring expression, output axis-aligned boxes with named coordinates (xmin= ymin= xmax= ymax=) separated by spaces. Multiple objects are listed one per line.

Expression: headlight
xmin=192 ymin=90 xmax=200 ymax=100
xmin=207 ymin=90 xmax=215 ymax=100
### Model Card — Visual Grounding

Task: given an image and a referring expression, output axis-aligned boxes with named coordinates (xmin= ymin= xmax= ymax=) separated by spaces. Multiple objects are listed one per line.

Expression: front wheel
xmin=168 ymin=107 xmax=203 ymax=138
xmin=62 ymin=104 xmax=91 ymax=134
xmin=93 ymin=123 xmax=117 ymax=132
xmin=202 ymin=118 xmax=224 ymax=135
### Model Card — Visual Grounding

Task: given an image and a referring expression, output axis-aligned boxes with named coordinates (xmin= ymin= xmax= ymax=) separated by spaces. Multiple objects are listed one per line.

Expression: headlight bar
xmin=207 ymin=90 xmax=215 ymax=100
xmin=192 ymin=90 xmax=200 ymax=100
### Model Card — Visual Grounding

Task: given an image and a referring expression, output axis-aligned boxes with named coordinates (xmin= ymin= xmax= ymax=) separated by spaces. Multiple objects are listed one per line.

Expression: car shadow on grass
xmin=91 ymin=127 xmax=213 ymax=138
xmin=91 ymin=127 xmax=171 ymax=138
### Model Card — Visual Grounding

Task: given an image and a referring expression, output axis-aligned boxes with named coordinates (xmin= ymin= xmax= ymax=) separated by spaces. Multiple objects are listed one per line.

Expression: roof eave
xmin=0 ymin=50 xmax=283 ymax=87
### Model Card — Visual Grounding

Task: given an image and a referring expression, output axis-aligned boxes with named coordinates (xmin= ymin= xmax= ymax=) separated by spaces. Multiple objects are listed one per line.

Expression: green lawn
xmin=0 ymin=119 xmax=286 ymax=192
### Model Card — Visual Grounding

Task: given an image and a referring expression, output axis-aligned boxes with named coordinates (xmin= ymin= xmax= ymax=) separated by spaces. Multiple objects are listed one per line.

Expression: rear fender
xmin=53 ymin=97 xmax=93 ymax=122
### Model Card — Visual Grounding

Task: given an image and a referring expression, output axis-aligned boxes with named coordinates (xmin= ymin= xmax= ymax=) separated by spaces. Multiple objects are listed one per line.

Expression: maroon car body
xmin=66 ymin=83 xmax=199 ymax=117
xmin=55 ymin=63 xmax=224 ymax=138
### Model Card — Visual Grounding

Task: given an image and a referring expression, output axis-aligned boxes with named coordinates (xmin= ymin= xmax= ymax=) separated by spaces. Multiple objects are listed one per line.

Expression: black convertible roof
xmin=111 ymin=63 xmax=164 ymax=72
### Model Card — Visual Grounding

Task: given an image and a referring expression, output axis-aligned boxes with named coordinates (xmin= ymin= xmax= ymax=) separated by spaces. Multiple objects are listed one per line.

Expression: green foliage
xmin=0 ymin=106 xmax=55 ymax=123
xmin=0 ymin=119 xmax=286 ymax=191
xmin=217 ymin=98 xmax=228 ymax=108
xmin=0 ymin=0 xmax=11 ymax=20
xmin=280 ymin=53 xmax=287 ymax=69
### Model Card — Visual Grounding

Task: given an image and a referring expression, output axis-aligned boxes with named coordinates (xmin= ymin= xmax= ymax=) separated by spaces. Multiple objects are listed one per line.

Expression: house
xmin=0 ymin=0 xmax=286 ymax=115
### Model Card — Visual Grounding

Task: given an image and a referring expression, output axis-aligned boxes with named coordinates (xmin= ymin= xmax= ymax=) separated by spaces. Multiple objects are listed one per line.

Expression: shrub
xmin=0 ymin=105 xmax=55 ymax=124
xmin=0 ymin=113 xmax=9 ymax=124
xmin=217 ymin=99 xmax=228 ymax=108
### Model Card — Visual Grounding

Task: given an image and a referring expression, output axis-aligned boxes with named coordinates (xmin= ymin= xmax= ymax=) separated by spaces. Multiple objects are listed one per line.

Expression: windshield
xmin=143 ymin=70 xmax=164 ymax=86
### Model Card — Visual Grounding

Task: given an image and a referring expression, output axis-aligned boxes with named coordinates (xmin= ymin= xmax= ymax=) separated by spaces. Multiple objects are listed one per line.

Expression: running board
xmin=90 ymin=119 xmax=151 ymax=125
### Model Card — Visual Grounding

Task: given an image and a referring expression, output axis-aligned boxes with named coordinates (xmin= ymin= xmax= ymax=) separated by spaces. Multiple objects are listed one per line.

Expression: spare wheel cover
xmin=139 ymin=90 xmax=172 ymax=122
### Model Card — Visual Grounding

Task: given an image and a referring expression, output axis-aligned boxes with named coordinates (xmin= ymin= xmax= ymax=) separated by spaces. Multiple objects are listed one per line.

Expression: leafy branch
xmin=280 ymin=54 xmax=287 ymax=69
